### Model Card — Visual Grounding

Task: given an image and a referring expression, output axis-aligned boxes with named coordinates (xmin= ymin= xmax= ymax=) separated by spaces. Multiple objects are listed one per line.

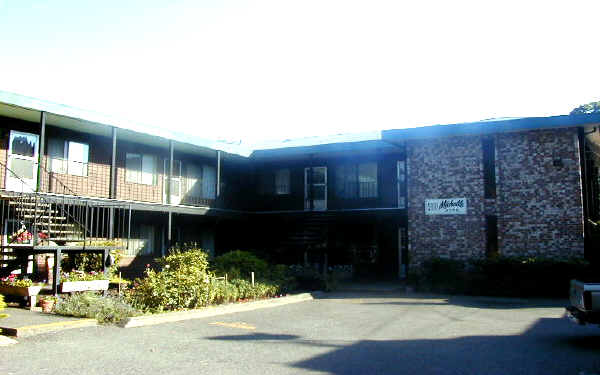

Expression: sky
xmin=1 ymin=0 xmax=599 ymax=145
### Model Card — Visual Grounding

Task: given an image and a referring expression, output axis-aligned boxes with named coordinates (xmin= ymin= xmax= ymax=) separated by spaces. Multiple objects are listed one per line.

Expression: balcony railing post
xmin=32 ymin=194 xmax=38 ymax=247
xmin=83 ymin=201 xmax=88 ymax=247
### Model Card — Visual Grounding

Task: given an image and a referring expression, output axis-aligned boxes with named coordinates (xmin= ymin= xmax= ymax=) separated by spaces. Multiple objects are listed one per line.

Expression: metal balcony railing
xmin=0 ymin=160 xmax=131 ymax=249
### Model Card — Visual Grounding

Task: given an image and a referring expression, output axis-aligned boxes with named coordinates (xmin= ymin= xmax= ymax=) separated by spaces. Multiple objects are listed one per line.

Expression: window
xmin=258 ymin=169 xmax=291 ymax=195
xmin=48 ymin=138 xmax=89 ymax=177
xmin=335 ymin=162 xmax=378 ymax=199
xmin=201 ymin=165 xmax=216 ymax=199
xmin=258 ymin=172 xmax=272 ymax=195
xmin=275 ymin=169 xmax=290 ymax=195
xmin=485 ymin=215 xmax=499 ymax=257
xmin=482 ymin=138 xmax=496 ymax=198
xmin=126 ymin=153 xmax=157 ymax=185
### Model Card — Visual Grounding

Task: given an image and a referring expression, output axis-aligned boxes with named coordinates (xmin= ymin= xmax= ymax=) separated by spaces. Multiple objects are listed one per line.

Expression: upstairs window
xmin=335 ymin=162 xmax=378 ymax=199
xmin=482 ymin=138 xmax=496 ymax=198
xmin=48 ymin=138 xmax=89 ymax=177
xmin=126 ymin=153 xmax=157 ymax=185
xmin=275 ymin=169 xmax=290 ymax=195
xmin=258 ymin=168 xmax=290 ymax=195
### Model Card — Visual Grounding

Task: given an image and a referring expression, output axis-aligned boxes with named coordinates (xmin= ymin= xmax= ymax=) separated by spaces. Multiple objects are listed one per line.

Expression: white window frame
xmin=275 ymin=168 xmax=291 ymax=195
xmin=48 ymin=139 xmax=89 ymax=177
xmin=126 ymin=153 xmax=157 ymax=185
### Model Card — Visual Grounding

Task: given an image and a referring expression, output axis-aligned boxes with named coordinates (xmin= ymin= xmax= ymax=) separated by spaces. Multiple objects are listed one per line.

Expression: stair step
xmin=14 ymin=207 xmax=59 ymax=213
xmin=22 ymin=215 xmax=67 ymax=220
xmin=7 ymin=201 xmax=52 ymax=207
xmin=42 ymin=230 xmax=81 ymax=235
xmin=36 ymin=223 xmax=77 ymax=228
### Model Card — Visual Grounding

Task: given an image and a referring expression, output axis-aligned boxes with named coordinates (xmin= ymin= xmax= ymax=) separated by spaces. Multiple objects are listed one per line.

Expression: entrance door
xmin=6 ymin=131 xmax=39 ymax=192
xmin=163 ymin=160 xmax=182 ymax=205
xmin=304 ymin=166 xmax=327 ymax=211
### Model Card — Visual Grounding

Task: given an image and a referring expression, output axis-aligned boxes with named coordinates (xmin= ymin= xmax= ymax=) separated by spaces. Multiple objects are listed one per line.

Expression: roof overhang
xmin=0 ymin=90 xmax=251 ymax=159
xmin=382 ymin=114 xmax=600 ymax=142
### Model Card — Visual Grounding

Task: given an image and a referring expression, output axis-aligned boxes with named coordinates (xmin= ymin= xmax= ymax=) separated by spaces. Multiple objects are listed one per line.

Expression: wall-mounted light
xmin=553 ymin=158 xmax=563 ymax=168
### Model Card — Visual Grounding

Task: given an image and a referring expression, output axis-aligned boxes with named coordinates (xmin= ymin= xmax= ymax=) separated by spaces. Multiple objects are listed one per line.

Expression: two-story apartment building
xmin=0 ymin=90 xmax=599 ymax=281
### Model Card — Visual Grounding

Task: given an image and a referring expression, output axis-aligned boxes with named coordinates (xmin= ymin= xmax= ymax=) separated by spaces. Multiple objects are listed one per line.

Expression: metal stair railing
xmin=0 ymin=160 xmax=131 ymax=249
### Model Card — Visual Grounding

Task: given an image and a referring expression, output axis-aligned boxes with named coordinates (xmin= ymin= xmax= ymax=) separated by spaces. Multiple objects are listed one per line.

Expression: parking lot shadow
xmin=289 ymin=317 xmax=600 ymax=375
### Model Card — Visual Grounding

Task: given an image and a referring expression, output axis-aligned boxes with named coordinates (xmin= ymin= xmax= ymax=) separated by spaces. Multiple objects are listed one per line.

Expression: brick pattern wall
xmin=39 ymin=135 xmax=112 ymax=198
xmin=116 ymin=158 xmax=166 ymax=203
xmin=495 ymin=128 xmax=584 ymax=258
xmin=115 ymin=141 xmax=167 ymax=203
xmin=407 ymin=136 xmax=486 ymax=266
xmin=406 ymin=128 xmax=585 ymax=268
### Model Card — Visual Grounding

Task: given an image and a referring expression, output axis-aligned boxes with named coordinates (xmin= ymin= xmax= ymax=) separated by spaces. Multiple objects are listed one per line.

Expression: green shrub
xmin=267 ymin=264 xmax=298 ymax=293
xmin=467 ymin=256 xmax=593 ymax=297
xmin=55 ymin=292 xmax=139 ymax=324
xmin=0 ymin=294 xmax=7 ymax=319
xmin=126 ymin=245 xmax=212 ymax=312
xmin=418 ymin=258 xmax=467 ymax=294
xmin=288 ymin=264 xmax=326 ymax=291
xmin=412 ymin=256 xmax=594 ymax=298
xmin=213 ymin=250 xmax=269 ymax=280
xmin=62 ymin=241 xmax=123 ymax=278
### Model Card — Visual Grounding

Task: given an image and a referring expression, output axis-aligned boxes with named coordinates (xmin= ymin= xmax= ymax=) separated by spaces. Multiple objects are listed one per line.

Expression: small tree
xmin=571 ymin=101 xmax=600 ymax=115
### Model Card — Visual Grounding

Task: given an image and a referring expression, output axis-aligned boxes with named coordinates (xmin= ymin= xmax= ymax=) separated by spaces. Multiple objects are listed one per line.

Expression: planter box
xmin=0 ymin=285 xmax=43 ymax=310
xmin=60 ymin=280 xmax=109 ymax=293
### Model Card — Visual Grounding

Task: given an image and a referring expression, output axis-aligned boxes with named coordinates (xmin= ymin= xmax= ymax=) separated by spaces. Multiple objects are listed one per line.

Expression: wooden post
xmin=168 ymin=140 xmax=174 ymax=204
xmin=216 ymin=150 xmax=221 ymax=198
xmin=167 ymin=211 xmax=172 ymax=250
xmin=102 ymin=249 xmax=109 ymax=296
xmin=53 ymin=249 xmax=61 ymax=296
xmin=110 ymin=127 xmax=117 ymax=199
xmin=37 ymin=111 xmax=46 ymax=192
xmin=251 ymin=271 xmax=254 ymax=287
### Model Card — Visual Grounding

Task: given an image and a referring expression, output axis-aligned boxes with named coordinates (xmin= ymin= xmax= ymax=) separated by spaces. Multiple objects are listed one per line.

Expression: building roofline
xmin=0 ymin=90 xmax=253 ymax=157
xmin=2 ymin=90 xmax=600 ymax=159
xmin=382 ymin=114 xmax=600 ymax=141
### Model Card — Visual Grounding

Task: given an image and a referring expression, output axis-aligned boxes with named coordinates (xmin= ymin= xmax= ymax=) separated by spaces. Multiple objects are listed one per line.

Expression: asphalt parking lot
xmin=1 ymin=292 xmax=599 ymax=375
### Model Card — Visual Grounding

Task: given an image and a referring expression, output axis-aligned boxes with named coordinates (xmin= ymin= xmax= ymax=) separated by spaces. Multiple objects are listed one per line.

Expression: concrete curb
xmin=0 ymin=335 xmax=18 ymax=346
xmin=120 ymin=292 xmax=320 ymax=329
xmin=0 ymin=318 xmax=98 ymax=338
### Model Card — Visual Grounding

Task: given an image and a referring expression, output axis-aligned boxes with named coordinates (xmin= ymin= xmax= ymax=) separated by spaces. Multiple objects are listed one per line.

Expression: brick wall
xmin=495 ymin=128 xmax=584 ymax=258
xmin=407 ymin=136 xmax=486 ymax=266
xmin=406 ymin=128 xmax=585 ymax=268
xmin=37 ymin=126 xmax=112 ymax=198
xmin=115 ymin=141 xmax=167 ymax=203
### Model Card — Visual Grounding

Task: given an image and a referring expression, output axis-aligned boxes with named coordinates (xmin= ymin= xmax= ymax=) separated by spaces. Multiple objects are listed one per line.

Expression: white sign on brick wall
xmin=425 ymin=198 xmax=467 ymax=215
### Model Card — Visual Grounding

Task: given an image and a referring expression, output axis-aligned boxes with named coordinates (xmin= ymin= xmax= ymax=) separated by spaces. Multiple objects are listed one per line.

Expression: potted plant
xmin=39 ymin=295 xmax=58 ymax=313
xmin=60 ymin=271 xmax=109 ymax=293
xmin=0 ymin=275 xmax=43 ymax=309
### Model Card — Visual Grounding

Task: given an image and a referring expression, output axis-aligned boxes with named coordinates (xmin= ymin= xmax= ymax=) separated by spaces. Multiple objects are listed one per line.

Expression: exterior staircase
xmin=280 ymin=212 xmax=335 ymax=248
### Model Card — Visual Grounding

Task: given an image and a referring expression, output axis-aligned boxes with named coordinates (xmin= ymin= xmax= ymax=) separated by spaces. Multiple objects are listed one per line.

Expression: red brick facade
xmin=406 ymin=128 xmax=585 ymax=267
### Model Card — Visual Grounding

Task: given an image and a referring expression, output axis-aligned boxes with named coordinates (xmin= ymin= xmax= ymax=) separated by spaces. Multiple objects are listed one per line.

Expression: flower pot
xmin=0 ymin=285 xmax=43 ymax=310
xmin=60 ymin=279 xmax=109 ymax=293
xmin=0 ymin=285 xmax=42 ymax=297
xmin=40 ymin=299 xmax=55 ymax=313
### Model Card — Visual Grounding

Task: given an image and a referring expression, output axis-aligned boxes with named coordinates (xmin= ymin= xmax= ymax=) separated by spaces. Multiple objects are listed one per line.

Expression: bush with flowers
xmin=125 ymin=245 xmax=287 ymax=313
xmin=9 ymin=225 xmax=49 ymax=244
xmin=126 ymin=245 xmax=212 ymax=312
xmin=0 ymin=274 xmax=34 ymax=288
